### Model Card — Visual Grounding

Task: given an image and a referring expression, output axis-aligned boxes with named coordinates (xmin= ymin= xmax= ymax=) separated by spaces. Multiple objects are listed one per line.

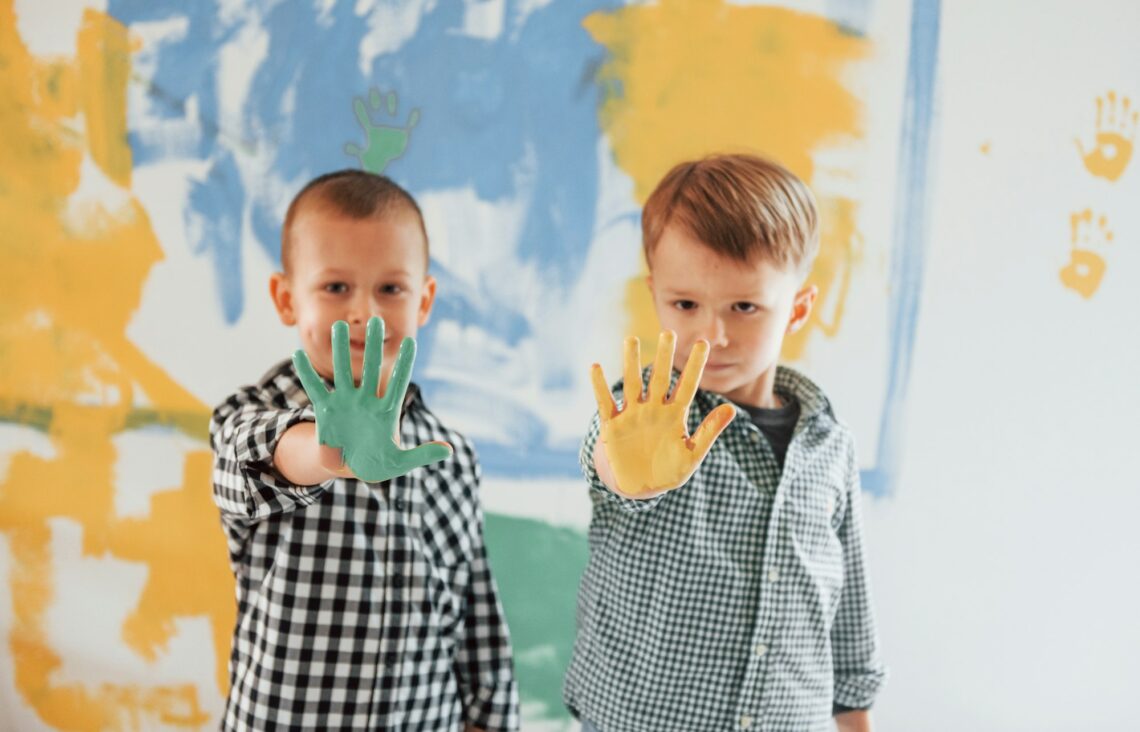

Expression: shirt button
xmin=740 ymin=715 xmax=753 ymax=729
xmin=768 ymin=569 xmax=780 ymax=583
xmin=754 ymin=643 xmax=768 ymax=657
xmin=394 ymin=498 xmax=405 ymax=511
xmin=749 ymin=432 xmax=761 ymax=443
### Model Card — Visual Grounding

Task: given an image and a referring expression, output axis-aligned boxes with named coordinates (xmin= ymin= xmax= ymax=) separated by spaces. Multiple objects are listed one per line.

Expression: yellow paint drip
xmin=1 ymin=2 xmax=233 ymax=727
xmin=585 ymin=0 xmax=868 ymax=362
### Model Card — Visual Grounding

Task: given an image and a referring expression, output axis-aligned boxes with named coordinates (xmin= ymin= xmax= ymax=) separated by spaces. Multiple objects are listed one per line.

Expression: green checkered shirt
xmin=564 ymin=366 xmax=886 ymax=732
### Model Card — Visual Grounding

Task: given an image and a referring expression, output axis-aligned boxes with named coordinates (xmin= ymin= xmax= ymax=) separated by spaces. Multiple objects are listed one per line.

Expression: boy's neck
xmin=720 ymin=365 xmax=782 ymax=409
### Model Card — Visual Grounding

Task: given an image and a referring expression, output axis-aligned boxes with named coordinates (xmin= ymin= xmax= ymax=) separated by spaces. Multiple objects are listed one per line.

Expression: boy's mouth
xmin=349 ymin=338 xmax=389 ymax=352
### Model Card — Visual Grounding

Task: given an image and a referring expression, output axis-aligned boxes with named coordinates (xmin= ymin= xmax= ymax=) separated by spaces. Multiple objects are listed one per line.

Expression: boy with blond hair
xmin=211 ymin=170 xmax=518 ymax=731
xmin=565 ymin=154 xmax=886 ymax=732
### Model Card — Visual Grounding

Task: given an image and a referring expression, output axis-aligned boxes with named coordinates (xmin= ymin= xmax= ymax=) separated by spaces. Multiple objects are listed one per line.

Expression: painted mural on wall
xmin=0 ymin=0 xmax=944 ymax=728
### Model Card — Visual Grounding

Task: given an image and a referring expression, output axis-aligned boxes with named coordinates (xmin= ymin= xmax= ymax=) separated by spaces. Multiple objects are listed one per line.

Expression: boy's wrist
xmin=834 ymin=708 xmax=871 ymax=732
xmin=274 ymin=421 xmax=344 ymax=486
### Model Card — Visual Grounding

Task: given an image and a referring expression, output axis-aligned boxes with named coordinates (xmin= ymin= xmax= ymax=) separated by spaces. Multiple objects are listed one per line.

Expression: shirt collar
xmin=693 ymin=365 xmax=834 ymax=425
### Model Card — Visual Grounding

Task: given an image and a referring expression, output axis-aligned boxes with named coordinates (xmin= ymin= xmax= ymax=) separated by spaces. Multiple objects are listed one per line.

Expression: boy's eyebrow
xmin=660 ymin=285 xmax=771 ymax=301
xmin=658 ymin=286 xmax=704 ymax=298
xmin=314 ymin=267 xmax=414 ymax=278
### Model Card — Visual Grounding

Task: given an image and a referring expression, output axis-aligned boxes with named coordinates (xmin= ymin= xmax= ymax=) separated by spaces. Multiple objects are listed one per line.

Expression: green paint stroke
xmin=0 ymin=399 xmax=209 ymax=442
xmin=485 ymin=513 xmax=588 ymax=721
xmin=344 ymin=88 xmax=420 ymax=174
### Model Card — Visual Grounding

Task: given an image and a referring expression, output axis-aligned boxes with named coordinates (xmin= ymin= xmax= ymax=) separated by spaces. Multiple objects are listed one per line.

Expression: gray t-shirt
xmin=737 ymin=393 xmax=800 ymax=470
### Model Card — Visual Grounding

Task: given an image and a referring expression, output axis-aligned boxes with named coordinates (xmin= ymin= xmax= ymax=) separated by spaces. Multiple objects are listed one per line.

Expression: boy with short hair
xmin=211 ymin=170 xmax=519 ymax=731
xmin=565 ymin=154 xmax=886 ymax=732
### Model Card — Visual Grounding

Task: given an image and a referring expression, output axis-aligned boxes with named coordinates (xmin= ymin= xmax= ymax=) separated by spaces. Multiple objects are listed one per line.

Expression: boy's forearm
xmin=835 ymin=709 xmax=871 ymax=732
xmin=273 ymin=421 xmax=341 ymax=486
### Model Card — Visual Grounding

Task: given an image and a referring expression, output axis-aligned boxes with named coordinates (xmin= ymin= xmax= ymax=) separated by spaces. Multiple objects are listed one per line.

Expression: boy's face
xmin=648 ymin=223 xmax=816 ymax=408
xmin=270 ymin=206 xmax=436 ymax=394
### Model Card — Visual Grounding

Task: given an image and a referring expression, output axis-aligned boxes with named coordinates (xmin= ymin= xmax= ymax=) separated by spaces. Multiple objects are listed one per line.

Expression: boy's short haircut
xmin=281 ymin=169 xmax=429 ymax=274
xmin=641 ymin=153 xmax=820 ymax=276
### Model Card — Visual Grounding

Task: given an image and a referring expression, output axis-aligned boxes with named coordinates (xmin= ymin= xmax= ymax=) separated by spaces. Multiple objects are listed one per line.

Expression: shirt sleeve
xmin=831 ymin=439 xmax=888 ymax=708
xmin=454 ymin=454 xmax=521 ymax=731
xmin=579 ymin=379 xmax=667 ymax=514
xmin=209 ymin=386 xmax=333 ymax=524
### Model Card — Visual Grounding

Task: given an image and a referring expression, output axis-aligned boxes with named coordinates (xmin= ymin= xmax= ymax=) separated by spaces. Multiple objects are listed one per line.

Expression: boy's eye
xmin=324 ymin=282 xmax=349 ymax=294
xmin=673 ymin=300 xmax=697 ymax=311
xmin=379 ymin=284 xmax=404 ymax=295
xmin=732 ymin=302 xmax=759 ymax=314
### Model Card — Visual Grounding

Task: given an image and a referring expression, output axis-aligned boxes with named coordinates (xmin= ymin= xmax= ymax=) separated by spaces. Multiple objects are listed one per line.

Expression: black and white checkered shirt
xmin=564 ymin=366 xmax=886 ymax=732
xmin=210 ymin=359 xmax=519 ymax=731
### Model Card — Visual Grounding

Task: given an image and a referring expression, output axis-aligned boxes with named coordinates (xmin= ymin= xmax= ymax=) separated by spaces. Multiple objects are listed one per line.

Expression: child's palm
xmin=592 ymin=332 xmax=736 ymax=497
xmin=294 ymin=317 xmax=451 ymax=482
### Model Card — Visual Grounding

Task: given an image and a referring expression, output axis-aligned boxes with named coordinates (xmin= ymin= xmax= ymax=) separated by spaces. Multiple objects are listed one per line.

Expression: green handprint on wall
xmin=293 ymin=316 xmax=451 ymax=482
xmin=344 ymin=88 xmax=421 ymax=174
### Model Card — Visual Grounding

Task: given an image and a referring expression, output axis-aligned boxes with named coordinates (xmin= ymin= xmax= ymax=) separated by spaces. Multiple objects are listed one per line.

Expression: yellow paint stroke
xmin=586 ymin=0 xmax=868 ymax=361
xmin=0 ymin=3 xmax=232 ymax=728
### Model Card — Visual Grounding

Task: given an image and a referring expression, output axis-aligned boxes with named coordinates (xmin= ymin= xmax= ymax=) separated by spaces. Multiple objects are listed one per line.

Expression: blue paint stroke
xmin=186 ymin=150 xmax=245 ymax=322
xmin=861 ymin=0 xmax=941 ymax=497
xmin=110 ymin=0 xmax=618 ymax=475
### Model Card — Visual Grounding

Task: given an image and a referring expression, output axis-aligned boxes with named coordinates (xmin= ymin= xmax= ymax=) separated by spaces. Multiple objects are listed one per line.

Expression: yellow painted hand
xmin=591 ymin=331 xmax=736 ymax=498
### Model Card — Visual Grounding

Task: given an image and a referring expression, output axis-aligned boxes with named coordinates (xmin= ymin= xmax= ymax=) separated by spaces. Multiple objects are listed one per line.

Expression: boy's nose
xmin=345 ymin=295 xmax=371 ymax=325
xmin=709 ymin=317 xmax=729 ymax=348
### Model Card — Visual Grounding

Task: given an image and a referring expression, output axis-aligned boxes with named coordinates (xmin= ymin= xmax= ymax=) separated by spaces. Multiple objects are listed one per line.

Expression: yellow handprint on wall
xmin=591 ymin=331 xmax=736 ymax=498
xmin=1075 ymin=91 xmax=1138 ymax=182
xmin=1059 ymin=208 xmax=1113 ymax=299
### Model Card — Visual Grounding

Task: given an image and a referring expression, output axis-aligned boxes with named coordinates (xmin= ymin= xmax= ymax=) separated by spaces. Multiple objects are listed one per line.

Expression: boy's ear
xmin=786 ymin=284 xmax=818 ymax=334
xmin=417 ymin=274 xmax=438 ymax=327
xmin=269 ymin=273 xmax=297 ymax=326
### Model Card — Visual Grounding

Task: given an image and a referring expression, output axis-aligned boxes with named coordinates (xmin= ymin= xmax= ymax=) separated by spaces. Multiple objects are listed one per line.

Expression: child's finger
xmin=392 ymin=441 xmax=454 ymax=477
xmin=384 ymin=336 xmax=417 ymax=403
xmin=673 ymin=339 xmax=710 ymax=407
xmin=360 ymin=316 xmax=384 ymax=397
xmin=331 ymin=320 xmax=354 ymax=390
xmin=648 ymin=330 xmax=676 ymax=401
xmin=591 ymin=364 xmax=619 ymax=422
xmin=293 ymin=349 xmax=329 ymax=404
xmin=622 ymin=336 xmax=643 ymax=402
xmin=687 ymin=403 xmax=736 ymax=460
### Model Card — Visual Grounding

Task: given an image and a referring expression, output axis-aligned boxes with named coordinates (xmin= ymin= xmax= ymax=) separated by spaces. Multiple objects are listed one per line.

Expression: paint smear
xmin=585 ymin=0 xmax=868 ymax=360
xmin=484 ymin=513 xmax=587 ymax=721
xmin=0 ymin=2 xmax=232 ymax=728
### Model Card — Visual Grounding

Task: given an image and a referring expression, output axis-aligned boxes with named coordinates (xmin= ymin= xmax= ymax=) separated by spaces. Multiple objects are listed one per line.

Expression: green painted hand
xmin=293 ymin=316 xmax=452 ymax=482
